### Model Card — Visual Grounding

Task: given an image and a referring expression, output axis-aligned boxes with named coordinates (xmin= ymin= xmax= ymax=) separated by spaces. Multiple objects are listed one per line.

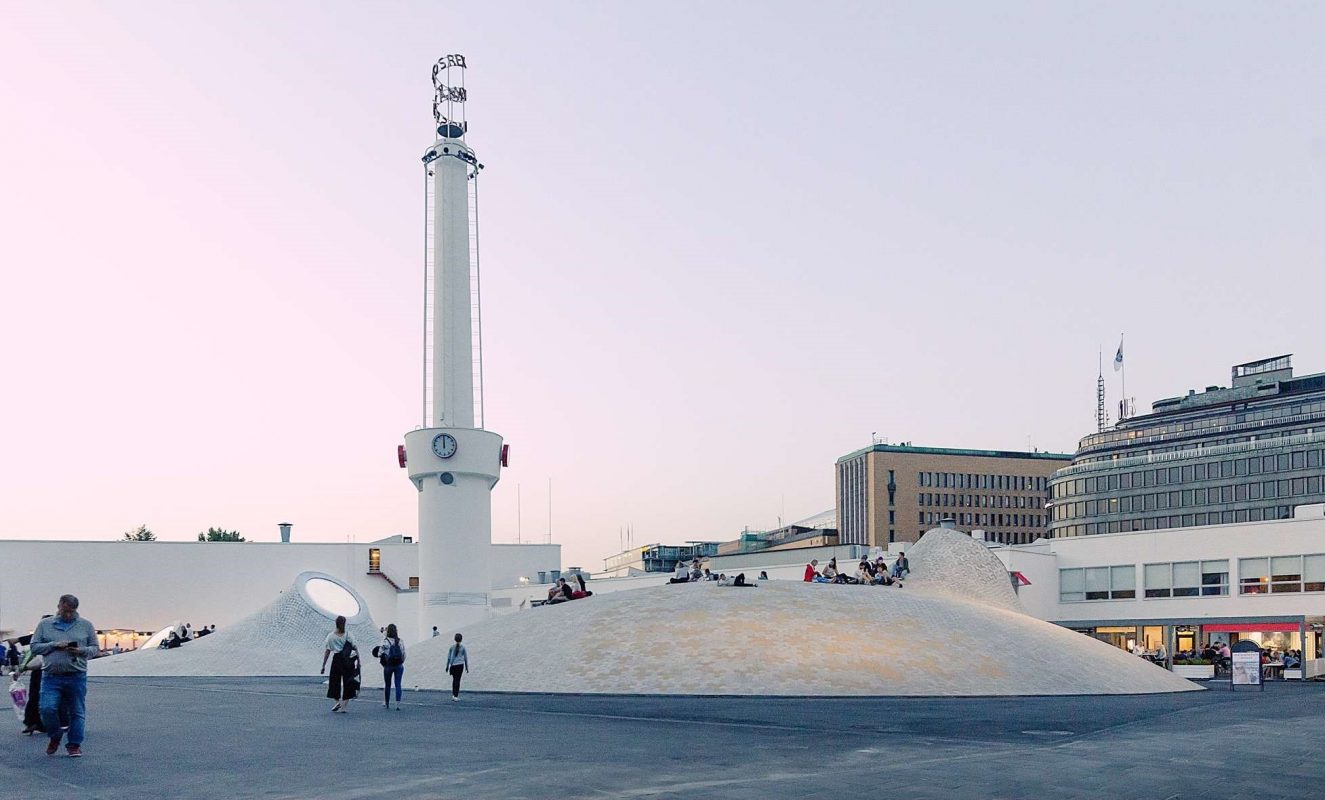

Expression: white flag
xmin=1113 ymin=340 xmax=1124 ymax=372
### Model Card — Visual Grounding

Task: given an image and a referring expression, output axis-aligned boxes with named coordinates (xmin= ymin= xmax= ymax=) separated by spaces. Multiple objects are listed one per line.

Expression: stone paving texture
xmin=1 ymin=677 xmax=1319 ymax=800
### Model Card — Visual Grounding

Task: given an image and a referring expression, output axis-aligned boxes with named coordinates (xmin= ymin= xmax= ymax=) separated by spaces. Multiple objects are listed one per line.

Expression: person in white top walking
xmin=446 ymin=633 xmax=469 ymax=701
xmin=320 ymin=615 xmax=358 ymax=713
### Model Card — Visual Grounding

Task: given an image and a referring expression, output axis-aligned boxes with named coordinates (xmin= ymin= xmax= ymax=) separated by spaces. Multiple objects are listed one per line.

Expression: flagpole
xmin=1120 ymin=333 xmax=1126 ymax=419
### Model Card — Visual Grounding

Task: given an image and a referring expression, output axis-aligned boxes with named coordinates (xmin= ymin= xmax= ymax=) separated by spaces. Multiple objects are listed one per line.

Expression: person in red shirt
xmin=803 ymin=560 xmax=819 ymax=582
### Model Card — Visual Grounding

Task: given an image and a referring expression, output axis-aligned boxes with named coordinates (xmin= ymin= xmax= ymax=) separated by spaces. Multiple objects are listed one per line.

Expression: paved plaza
xmin=2 ymin=677 xmax=1322 ymax=799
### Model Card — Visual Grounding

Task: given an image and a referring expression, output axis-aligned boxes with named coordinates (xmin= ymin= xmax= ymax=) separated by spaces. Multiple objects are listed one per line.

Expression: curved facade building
xmin=1050 ymin=355 xmax=1325 ymax=538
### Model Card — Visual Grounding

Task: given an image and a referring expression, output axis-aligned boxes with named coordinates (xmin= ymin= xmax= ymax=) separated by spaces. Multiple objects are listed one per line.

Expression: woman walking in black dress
xmin=319 ymin=616 xmax=358 ymax=713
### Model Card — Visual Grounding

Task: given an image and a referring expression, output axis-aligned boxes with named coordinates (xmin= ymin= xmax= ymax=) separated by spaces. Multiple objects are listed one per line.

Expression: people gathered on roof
xmin=803 ymin=556 xmax=903 ymax=588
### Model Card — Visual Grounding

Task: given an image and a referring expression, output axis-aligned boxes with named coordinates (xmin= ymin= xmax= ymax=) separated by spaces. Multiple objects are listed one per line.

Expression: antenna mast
xmin=1096 ymin=350 xmax=1109 ymax=433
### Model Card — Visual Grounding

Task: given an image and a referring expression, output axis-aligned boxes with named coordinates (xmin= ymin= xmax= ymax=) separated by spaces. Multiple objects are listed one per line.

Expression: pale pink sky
xmin=2 ymin=2 xmax=1322 ymax=570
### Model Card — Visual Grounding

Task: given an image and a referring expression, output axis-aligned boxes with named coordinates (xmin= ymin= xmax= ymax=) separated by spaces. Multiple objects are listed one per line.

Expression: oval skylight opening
xmin=304 ymin=577 xmax=361 ymax=617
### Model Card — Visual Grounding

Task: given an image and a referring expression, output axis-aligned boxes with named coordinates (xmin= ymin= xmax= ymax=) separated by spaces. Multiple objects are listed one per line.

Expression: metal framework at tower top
xmin=421 ymin=54 xmax=485 ymax=430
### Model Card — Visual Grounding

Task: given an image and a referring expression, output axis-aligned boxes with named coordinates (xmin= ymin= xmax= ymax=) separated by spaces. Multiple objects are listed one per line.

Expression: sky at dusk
xmin=2 ymin=2 xmax=1323 ymax=570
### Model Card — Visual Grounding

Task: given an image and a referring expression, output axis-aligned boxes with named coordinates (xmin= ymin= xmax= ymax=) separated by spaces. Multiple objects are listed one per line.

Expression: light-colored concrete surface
xmin=906 ymin=527 xmax=1025 ymax=612
xmin=87 ymin=533 xmax=1199 ymax=695
xmin=91 ymin=572 xmax=379 ymax=677
xmin=403 ymin=578 xmax=1198 ymax=695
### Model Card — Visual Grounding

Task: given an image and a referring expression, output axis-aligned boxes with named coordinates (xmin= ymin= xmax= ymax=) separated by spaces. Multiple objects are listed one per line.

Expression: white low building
xmin=0 ymin=535 xmax=559 ymax=645
xmin=992 ymin=503 xmax=1325 ymax=677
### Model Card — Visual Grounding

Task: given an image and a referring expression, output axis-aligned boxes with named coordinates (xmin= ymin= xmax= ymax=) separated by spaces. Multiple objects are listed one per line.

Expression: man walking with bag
xmin=29 ymin=594 xmax=99 ymax=757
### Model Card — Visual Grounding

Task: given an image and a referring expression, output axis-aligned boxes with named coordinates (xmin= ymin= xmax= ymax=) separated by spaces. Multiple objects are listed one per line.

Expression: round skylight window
xmin=303 ymin=577 xmax=361 ymax=618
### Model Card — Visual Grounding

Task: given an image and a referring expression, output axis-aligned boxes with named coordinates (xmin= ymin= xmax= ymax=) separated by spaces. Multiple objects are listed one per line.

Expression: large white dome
xmin=401 ymin=529 xmax=1198 ymax=696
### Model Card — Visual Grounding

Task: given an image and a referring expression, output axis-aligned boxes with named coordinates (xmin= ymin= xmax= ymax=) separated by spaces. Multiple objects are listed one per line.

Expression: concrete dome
xmin=93 ymin=571 xmax=379 ymax=677
xmin=905 ymin=526 xmax=1024 ymax=612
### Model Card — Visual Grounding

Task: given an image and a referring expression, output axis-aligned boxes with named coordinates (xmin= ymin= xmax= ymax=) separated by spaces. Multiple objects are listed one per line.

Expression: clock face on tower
xmin=431 ymin=433 xmax=458 ymax=459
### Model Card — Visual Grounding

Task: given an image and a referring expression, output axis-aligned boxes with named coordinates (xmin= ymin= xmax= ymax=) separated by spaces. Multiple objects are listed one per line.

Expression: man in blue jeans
xmin=29 ymin=594 xmax=100 ymax=757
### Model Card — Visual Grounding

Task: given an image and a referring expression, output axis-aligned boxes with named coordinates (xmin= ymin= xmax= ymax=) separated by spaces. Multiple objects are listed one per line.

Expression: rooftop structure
xmin=714 ymin=510 xmax=839 ymax=556
xmin=601 ymin=541 xmax=721 ymax=576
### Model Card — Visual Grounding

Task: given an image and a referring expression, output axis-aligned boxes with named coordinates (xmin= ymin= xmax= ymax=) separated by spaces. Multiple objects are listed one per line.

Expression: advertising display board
xmin=1230 ymin=640 xmax=1264 ymax=692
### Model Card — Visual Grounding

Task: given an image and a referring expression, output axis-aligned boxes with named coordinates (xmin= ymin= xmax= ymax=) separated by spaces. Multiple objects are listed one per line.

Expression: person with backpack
xmin=445 ymin=633 xmax=469 ymax=701
xmin=319 ymin=615 xmax=358 ymax=713
xmin=376 ymin=623 xmax=407 ymax=710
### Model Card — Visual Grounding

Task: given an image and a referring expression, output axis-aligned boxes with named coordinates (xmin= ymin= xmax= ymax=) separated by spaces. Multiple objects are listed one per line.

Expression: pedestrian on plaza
xmin=378 ymin=623 xmax=406 ymax=710
xmin=29 ymin=594 xmax=99 ymax=757
xmin=18 ymin=649 xmax=47 ymax=735
xmin=446 ymin=633 xmax=469 ymax=701
xmin=320 ymin=615 xmax=358 ymax=713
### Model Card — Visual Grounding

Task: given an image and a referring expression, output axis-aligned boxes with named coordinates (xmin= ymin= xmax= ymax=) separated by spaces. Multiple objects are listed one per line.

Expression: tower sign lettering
xmin=432 ymin=54 xmax=468 ymax=133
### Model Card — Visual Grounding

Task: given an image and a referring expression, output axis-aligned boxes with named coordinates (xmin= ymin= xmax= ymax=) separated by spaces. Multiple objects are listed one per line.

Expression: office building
xmin=1049 ymin=355 xmax=1325 ymax=538
xmin=835 ymin=444 xmax=1071 ymax=547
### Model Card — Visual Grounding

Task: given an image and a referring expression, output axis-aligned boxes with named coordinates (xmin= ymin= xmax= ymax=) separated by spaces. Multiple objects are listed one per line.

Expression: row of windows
xmin=1054 ymin=448 xmax=1325 ymax=499
xmin=1078 ymin=400 xmax=1325 ymax=450
xmin=918 ymin=493 xmax=1045 ymax=510
xmin=920 ymin=511 xmax=1044 ymax=528
xmin=837 ymin=457 xmax=869 ymax=546
xmin=1060 ymin=553 xmax=1325 ymax=602
xmin=1053 ymin=476 xmax=1325 ymax=521
xmin=1239 ymin=554 xmax=1325 ymax=594
xmin=1142 ymin=560 xmax=1229 ymax=597
xmin=918 ymin=472 xmax=1048 ymax=491
xmin=1060 ymin=565 xmax=1137 ymax=601
xmin=1052 ymin=505 xmax=1301 ymax=538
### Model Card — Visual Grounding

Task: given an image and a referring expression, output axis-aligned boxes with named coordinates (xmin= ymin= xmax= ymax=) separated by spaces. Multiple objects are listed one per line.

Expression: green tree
xmin=197 ymin=527 xmax=245 ymax=542
xmin=121 ymin=524 xmax=156 ymax=541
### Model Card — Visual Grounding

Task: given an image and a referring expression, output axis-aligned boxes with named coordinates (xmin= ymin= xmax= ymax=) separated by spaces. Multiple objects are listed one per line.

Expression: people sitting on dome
xmin=824 ymin=558 xmax=857 ymax=584
xmin=803 ymin=560 xmax=820 ymax=582
xmin=891 ymin=552 xmax=910 ymax=579
xmin=759 ymin=571 xmax=769 ymax=580
xmin=689 ymin=562 xmax=703 ymax=582
xmin=546 ymin=578 xmax=574 ymax=604
xmin=670 ymin=560 xmax=692 ymax=584
xmin=717 ymin=572 xmax=754 ymax=587
xmin=570 ymin=574 xmax=592 ymax=599
xmin=855 ymin=561 xmax=873 ymax=585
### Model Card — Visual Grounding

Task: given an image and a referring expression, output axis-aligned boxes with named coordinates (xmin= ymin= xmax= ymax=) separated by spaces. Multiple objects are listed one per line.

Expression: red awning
xmin=1202 ymin=623 xmax=1300 ymax=633
xmin=1011 ymin=571 xmax=1032 ymax=586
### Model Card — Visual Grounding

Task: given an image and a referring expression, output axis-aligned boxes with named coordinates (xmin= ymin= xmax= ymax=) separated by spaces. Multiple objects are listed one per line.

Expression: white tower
xmin=402 ymin=54 xmax=504 ymax=636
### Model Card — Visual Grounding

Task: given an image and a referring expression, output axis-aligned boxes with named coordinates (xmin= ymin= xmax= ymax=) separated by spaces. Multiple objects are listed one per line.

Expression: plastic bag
xmin=9 ymin=676 xmax=27 ymax=722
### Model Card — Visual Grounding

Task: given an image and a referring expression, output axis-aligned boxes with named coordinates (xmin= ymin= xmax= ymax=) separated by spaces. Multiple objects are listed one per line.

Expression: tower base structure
xmin=404 ymin=426 xmax=503 ymax=636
